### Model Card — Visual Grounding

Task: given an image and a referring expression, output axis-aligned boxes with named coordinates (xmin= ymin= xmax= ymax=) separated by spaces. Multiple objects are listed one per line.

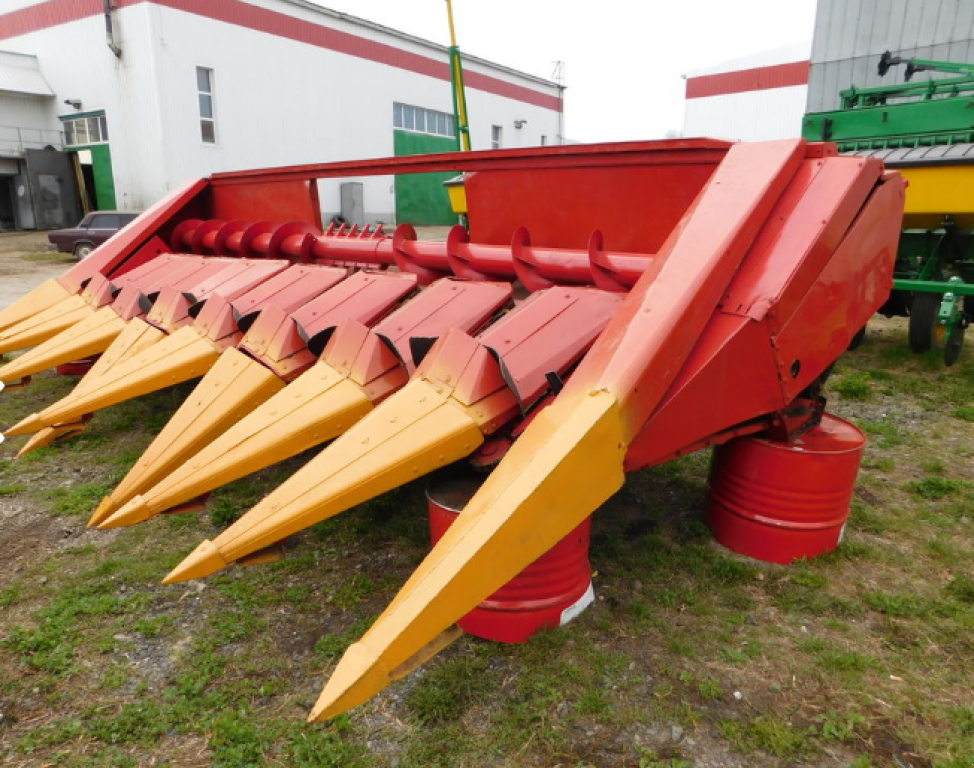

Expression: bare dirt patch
xmin=0 ymin=231 xmax=73 ymax=312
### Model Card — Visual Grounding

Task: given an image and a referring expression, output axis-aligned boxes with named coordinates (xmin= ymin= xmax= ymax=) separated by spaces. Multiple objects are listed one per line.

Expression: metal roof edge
xmin=275 ymin=0 xmax=563 ymax=91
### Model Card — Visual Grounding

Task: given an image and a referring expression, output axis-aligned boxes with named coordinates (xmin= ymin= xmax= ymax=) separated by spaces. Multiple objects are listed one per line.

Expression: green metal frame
xmin=803 ymin=52 xmax=974 ymax=361
xmin=803 ymin=53 xmax=974 ymax=150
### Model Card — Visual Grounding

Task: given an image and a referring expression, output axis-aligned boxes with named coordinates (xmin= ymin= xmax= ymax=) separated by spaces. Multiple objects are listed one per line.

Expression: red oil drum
xmin=427 ymin=470 xmax=594 ymax=643
xmin=705 ymin=413 xmax=866 ymax=564
xmin=56 ymin=355 xmax=100 ymax=377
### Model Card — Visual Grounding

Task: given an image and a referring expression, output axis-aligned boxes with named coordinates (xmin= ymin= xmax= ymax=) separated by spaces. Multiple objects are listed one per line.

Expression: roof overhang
xmin=0 ymin=50 xmax=54 ymax=97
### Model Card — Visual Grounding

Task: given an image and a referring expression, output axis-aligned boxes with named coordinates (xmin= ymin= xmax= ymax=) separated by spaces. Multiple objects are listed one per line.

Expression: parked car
xmin=48 ymin=211 xmax=139 ymax=260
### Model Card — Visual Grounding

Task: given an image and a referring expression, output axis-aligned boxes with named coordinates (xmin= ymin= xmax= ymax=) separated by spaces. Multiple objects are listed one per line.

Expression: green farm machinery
xmin=803 ymin=51 xmax=974 ymax=365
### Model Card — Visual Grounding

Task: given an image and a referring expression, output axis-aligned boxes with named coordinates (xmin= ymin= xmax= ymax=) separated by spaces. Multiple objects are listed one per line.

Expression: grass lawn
xmin=0 ymin=316 xmax=972 ymax=768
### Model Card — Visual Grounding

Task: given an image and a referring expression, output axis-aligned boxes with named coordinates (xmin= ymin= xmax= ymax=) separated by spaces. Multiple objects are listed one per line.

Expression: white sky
xmin=309 ymin=0 xmax=819 ymax=142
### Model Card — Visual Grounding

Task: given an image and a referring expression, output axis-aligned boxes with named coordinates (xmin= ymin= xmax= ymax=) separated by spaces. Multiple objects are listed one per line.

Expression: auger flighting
xmin=0 ymin=139 xmax=905 ymax=723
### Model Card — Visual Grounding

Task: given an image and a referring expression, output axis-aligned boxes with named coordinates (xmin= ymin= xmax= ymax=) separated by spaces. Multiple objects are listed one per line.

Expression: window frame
xmin=491 ymin=125 xmax=503 ymax=150
xmin=60 ymin=112 xmax=110 ymax=149
xmin=197 ymin=66 xmax=217 ymax=145
xmin=393 ymin=102 xmax=456 ymax=139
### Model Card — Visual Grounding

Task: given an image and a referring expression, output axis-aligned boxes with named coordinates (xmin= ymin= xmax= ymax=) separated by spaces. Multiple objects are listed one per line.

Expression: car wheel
xmin=73 ymin=242 xmax=94 ymax=260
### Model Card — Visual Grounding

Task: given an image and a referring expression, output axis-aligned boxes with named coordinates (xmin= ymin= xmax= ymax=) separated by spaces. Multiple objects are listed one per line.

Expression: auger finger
xmin=0 ymin=279 xmax=75 ymax=335
xmin=0 ymin=294 xmax=95 ymax=357
xmin=0 ymin=306 xmax=127 ymax=387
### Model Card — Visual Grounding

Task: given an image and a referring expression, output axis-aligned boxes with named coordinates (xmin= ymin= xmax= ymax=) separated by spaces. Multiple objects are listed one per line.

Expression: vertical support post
xmin=445 ymin=0 xmax=471 ymax=152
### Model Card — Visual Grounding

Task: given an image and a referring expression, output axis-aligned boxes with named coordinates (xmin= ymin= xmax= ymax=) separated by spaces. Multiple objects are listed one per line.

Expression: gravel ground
xmin=0 ymin=232 xmax=72 ymax=312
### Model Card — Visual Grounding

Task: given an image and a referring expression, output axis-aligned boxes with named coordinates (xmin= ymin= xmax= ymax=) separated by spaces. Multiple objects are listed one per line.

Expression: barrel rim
xmin=748 ymin=413 xmax=866 ymax=456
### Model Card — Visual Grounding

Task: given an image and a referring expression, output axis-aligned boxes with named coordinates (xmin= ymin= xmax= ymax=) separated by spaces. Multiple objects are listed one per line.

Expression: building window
xmin=541 ymin=135 xmax=547 ymax=146
xmin=62 ymin=114 xmax=109 ymax=147
xmin=491 ymin=125 xmax=502 ymax=149
xmin=197 ymin=67 xmax=216 ymax=144
xmin=393 ymin=102 xmax=455 ymax=138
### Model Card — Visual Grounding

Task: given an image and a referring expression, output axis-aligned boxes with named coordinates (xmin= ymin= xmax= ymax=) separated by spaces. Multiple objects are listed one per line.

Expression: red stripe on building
xmin=0 ymin=0 xmax=102 ymax=39
xmin=0 ymin=0 xmax=562 ymax=112
xmin=686 ymin=61 xmax=809 ymax=99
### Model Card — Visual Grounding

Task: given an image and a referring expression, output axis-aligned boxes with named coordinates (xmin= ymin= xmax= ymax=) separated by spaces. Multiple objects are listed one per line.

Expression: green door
xmin=87 ymin=144 xmax=116 ymax=210
xmin=393 ymin=131 xmax=457 ymax=225
xmin=61 ymin=112 xmax=116 ymax=210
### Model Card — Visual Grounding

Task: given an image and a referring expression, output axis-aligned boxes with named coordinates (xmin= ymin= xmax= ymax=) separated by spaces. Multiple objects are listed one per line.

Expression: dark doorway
xmin=80 ymin=162 xmax=97 ymax=210
xmin=0 ymin=178 xmax=14 ymax=230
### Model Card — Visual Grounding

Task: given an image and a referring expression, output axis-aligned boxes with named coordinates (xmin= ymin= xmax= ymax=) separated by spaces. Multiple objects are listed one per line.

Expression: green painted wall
xmin=393 ymin=131 xmax=457 ymax=226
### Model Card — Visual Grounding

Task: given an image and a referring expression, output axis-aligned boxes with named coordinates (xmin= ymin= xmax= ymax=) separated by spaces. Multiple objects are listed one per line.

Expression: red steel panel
xmin=57 ymin=179 xmax=208 ymax=293
xmin=686 ymin=61 xmax=809 ymax=99
xmin=476 ymin=288 xmax=624 ymax=408
xmin=211 ymin=139 xmax=732 ymax=185
xmin=145 ymin=259 xmax=288 ymax=332
xmin=192 ymin=264 xmax=348 ymax=346
xmin=292 ymin=272 xmax=417 ymax=341
xmin=208 ymin=180 xmax=322 ymax=230
xmin=622 ymin=315 xmax=782 ymax=471
xmin=371 ymin=278 xmax=512 ymax=371
xmin=223 ymin=264 xmax=348 ymax=322
xmin=773 ymin=175 xmax=905 ymax=403
xmin=721 ymin=157 xmax=883 ymax=323
xmin=179 ymin=259 xmax=290 ymax=304
xmin=561 ymin=139 xmax=806 ymax=442
xmin=623 ymin=159 xmax=902 ymax=471
xmin=466 ymin=164 xmax=718 ymax=251
xmin=241 ymin=272 xmax=417 ymax=379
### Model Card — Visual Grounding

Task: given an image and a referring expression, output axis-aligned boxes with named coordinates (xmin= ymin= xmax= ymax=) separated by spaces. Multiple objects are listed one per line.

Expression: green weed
xmin=406 ymin=656 xmax=490 ymax=725
xmin=831 ymin=372 xmax=872 ymax=400
xmin=865 ymin=590 xmax=929 ymax=618
xmin=313 ymin=616 xmax=376 ymax=662
xmin=950 ymin=706 xmax=974 ymax=736
xmin=856 ymin=418 xmax=906 ymax=447
xmin=719 ymin=715 xmax=810 ymax=758
xmin=944 ymin=575 xmax=974 ymax=604
xmin=814 ymin=649 xmax=876 ymax=673
xmin=697 ymin=679 xmax=724 ymax=700
xmin=951 ymin=405 xmax=974 ymax=422
xmin=45 ymin=483 xmax=111 ymax=516
xmin=815 ymin=710 xmax=867 ymax=742
xmin=329 ymin=573 xmax=377 ymax=610
xmin=907 ymin=476 xmax=961 ymax=499
xmin=0 ymin=583 xmax=21 ymax=607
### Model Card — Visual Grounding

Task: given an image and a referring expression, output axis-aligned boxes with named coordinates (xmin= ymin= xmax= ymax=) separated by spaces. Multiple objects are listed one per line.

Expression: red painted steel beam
xmin=209 ymin=140 xmax=733 ymax=185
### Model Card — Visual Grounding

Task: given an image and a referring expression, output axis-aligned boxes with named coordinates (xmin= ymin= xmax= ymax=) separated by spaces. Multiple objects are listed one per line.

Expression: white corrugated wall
xmin=684 ymin=86 xmax=809 ymax=142
xmin=809 ymin=0 xmax=974 ymax=112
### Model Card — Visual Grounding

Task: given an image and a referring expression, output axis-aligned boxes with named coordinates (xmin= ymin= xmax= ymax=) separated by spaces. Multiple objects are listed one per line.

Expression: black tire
xmin=945 ymin=324 xmax=965 ymax=366
xmin=73 ymin=242 xmax=94 ymax=260
xmin=908 ymin=292 xmax=944 ymax=353
xmin=847 ymin=326 xmax=867 ymax=351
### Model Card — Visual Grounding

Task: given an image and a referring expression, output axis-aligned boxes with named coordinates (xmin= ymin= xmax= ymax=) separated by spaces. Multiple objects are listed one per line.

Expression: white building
xmin=0 ymin=0 xmax=564 ymax=230
xmin=683 ymin=43 xmax=811 ymax=142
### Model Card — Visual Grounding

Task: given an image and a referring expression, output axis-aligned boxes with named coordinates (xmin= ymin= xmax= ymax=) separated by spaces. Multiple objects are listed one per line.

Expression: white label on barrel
xmin=559 ymin=581 xmax=595 ymax=626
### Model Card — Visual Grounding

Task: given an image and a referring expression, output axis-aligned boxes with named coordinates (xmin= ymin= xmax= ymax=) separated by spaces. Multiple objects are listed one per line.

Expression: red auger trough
xmin=0 ymin=139 xmax=905 ymax=721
